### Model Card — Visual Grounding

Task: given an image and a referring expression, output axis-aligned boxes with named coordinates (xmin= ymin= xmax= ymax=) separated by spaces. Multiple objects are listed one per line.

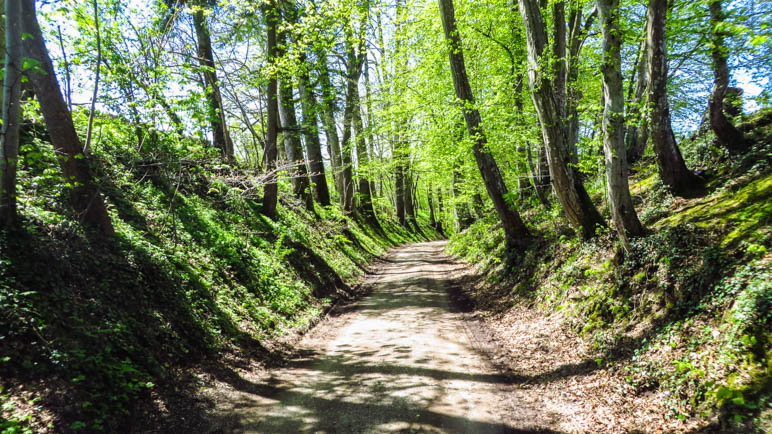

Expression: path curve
xmin=208 ymin=241 xmax=552 ymax=433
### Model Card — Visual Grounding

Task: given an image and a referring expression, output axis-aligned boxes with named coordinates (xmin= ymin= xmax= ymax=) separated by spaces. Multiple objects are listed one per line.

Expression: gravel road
xmin=207 ymin=241 xmax=554 ymax=433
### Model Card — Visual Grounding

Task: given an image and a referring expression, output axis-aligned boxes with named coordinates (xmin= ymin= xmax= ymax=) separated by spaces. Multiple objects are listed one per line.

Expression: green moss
xmin=659 ymin=174 xmax=772 ymax=248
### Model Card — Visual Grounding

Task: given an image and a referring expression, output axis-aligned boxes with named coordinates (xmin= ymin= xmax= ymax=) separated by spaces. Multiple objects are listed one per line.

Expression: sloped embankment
xmin=447 ymin=141 xmax=771 ymax=431
xmin=0 ymin=126 xmax=436 ymax=432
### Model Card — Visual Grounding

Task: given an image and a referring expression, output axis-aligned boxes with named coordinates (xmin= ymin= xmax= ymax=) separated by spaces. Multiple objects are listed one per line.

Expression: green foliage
xmin=0 ymin=108 xmax=429 ymax=430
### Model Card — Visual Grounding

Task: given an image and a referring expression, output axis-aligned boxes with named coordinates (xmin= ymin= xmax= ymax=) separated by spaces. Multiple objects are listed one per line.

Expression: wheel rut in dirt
xmin=207 ymin=241 xmax=554 ymax=433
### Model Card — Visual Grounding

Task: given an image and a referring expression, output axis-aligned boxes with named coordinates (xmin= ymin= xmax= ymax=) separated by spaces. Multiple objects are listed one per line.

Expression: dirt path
xmin=204 ymin=241 xmax=555 ymax=433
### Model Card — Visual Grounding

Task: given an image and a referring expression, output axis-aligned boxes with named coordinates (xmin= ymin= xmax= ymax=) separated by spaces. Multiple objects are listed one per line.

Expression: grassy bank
xmin=447 ymin=111 xmax=771 ymax=431
xmin=0 ymin=116 xmax=437 ymax=432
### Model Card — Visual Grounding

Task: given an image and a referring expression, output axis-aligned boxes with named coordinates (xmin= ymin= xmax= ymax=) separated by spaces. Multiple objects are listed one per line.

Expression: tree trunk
xmin=193 ymin=6 xmax=234 ymax=160
xmin=439 ymin=0 xmax=530 ymax=250
xmin=708 ymin=0 xmax=748 ymax=155
xmin=625 ymin=27 xmax=649 ymax=164
xmin=0 ymin=0 xmax=21 ymax=228
xmin=261 ymin=1 xmax=279 ymax=219
xmin=316 ymin=47 xmax=345 ymax=205
xmin=598 ymin=0 xmax=645 ymax=245
xmin=404 ymin=165 xmax=419 ymax=230
xmin=353 ymin=80 xmax=378 ymax=224
xmin=21 ymin=0 xmax=113 ymax=235
xmin=565 ymin=6 xmax=597 ymax=164
xmin=527 ymin=140 xmax=552 ymax=208
xmin=452 ymin=165 xmax=473 ymax=230
xmin=298 ymin=65 xmax=330 ymax=207
xmin=646 ymin=0 xmax=702 ymax=196
xmin=435 ymin=188 xmax=445 ymax=235
xmin=278 ymin=77 xmax=313 ymax=211
xmin=395 ymin=147 xmax=407 ymax=226
xmin=518 ymin=0 xmax=606 ymax=239
xmin=339 ymin=37 xmax=358 ymax=214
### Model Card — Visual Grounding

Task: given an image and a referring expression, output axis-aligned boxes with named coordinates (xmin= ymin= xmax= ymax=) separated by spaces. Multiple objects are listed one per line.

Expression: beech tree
xmin=708 ymin=0 xmax=748 ymax=155
xmin=0 ymin=0 xmax=21 ymax=227
xmin=597 ymin=0 xmax=645 ymax=245
xmin=21 ymin=0 xmax=114 ymax=235
xmin=518 ymin=0 xmax=606 ymax=239
xmin=261 ymin=0 xmax=280 ymax=220
xmin=646 ymin=0 xmax=702 ymax=197
xmin=438 ymin=0 xmax=530 ymax=251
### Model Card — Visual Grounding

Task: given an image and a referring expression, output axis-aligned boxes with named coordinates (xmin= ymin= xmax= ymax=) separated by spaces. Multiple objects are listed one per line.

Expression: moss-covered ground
xmin=447 ymin=109 xmax=771 ymax=431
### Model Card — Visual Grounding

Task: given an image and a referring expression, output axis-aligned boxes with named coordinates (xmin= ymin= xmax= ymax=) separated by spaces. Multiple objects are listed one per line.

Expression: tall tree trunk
xmin=261 ymin=1 xmax=279 ymax=219
xmin=552 ymin=1 xmax=567 ymax=120
xmin=193 ymin=6 xmax=234 ymax=160
xmin=394 ymin=145 xmax=407 ymax=226
xmin=452 ymin=165 xmax=473 ymax=230
xmin=526 ymin=142 xmax=552 ymax=207
xmin=353 ymin=81 xmax=378 ymax=223
xmin=404 ymin=164 xmax=419 ymax=230
xmin=340 ymin=48 xmax=359 ymax=212
xmin=284 ymin=0 xmax=329 ymax=206
xmin=434 ymin=188 xmax=445 ymax=235
xmin=646 ymin=0 xmax=702 ymax=196
xmin=428 ymin=185 xmax=437 ymax=229
xmin=0 ymin=0 xmax=21 ymax=228
xmin=708 ymin=0 xmax=748 ymax=155
xmin=625 ymin=26 xmax=649 ymax=164
xmin=518 ymin=0 xmax=606 ymax=239
xmin=298 ymin=64 xmax=331 ymax=207
xmin=598 ymin=0 xmax=644 ymax=245
xmin=439 ymin=0 xmax=530 ymax=250
xmin=278 ymin=77 xmax=313 ymax=211
xmin=316 ymin=47 xmax=345 ymax=203
xmin=565 ymin=6 xmax=597 ymax=164
xmin=21 ymin=0 xmax=113 ymax=235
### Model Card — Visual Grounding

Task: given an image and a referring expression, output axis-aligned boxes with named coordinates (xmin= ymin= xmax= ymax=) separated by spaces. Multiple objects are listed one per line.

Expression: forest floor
xmin=196 ymin=240 xmax=700 ymax=433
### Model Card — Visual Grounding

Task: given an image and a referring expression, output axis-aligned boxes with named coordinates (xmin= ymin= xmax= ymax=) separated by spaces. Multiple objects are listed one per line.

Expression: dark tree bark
xmin=395 ymin=146 xmax=407 ymax=226
xmin=625 ymin=26 xmax=650 ymax=164
xmin=316 ymin=47 xmax=344 ymax=199
xmin=278 ymin=76 xmax=313 ymax=211
xmin=298 ymin=65 xmax=331 ymax=207
xmin=708 ymin=0 xmax=748 ymax=155
xmin=20 ymin=0 xmax=113 ymax=235
xmin=404 ymin=165 xmax=419 ymax=230
xmin=283 ymin=0 xmax=329 ymax=207
xmin=339 ymin=28 xmax=359 ymax=214
xmin=598 ymin=0 xmax=645 ymax=245
xmin=439 ymin=0 xmax=530 ymax=250
xmin=452 ymin=165 xmax=474 ymax=230
xmin=526 ymin=142 xmax=552 ymax=207
xmin=261 ymin=1 xmax=279 ymax=219
xmin=434 ymin=188 xmax=445 ymax=235
xmin=0 ymin=0 xmax=21 ymax=227
xmin=565 ymin=6 xmax=597 ymax=162
xmin=352 ymin=82 xmax=378 ymax=224
xmin=192 ymin=4 xmax=234 ymax=160
xmin=428 ymin=186 xmax=437 ymax=227
xmin=646 ymin=0 xmax=702 ymax=196
xmin=518 ymin=0 xmax=606 ymax=239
